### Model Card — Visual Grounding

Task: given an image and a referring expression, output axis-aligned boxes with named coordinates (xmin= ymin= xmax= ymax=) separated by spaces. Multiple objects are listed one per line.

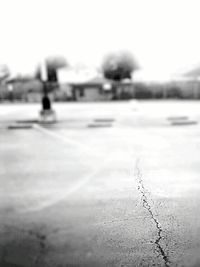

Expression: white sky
xmin=1 ymin=0 xmax=200 ymax=80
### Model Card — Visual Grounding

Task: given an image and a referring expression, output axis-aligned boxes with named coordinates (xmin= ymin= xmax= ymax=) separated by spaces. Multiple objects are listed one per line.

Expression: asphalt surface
xmin=1 ymin=101 xmax=200 ymax=267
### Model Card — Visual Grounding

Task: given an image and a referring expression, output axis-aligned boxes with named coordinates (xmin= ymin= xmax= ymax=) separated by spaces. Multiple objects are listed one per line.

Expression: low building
xmin=3 ymin=78 xmax=43 ymax=102
xmin=70 ymin=76 xmax=134 ymax=102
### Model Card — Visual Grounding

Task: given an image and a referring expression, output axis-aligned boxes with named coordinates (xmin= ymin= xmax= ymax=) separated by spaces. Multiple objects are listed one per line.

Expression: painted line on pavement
xmin=21 ymin=154 xmax=113 ymax=213
xmin=33 ymin=123 xmax=101 ymax=157
xmin=18 ymin=124 xmax=113 ymax=212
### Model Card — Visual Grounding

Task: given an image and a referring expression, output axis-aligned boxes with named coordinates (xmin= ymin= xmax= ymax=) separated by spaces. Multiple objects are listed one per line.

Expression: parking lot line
xmin=21 ymin=152 xmax=113 ymax=213
xmin=33 ymin=124 xmax=101 ymax=157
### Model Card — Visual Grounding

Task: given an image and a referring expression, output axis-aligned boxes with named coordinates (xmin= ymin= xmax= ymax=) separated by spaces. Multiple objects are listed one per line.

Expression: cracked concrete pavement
xmin=1 ymin=101 xmax=200 ymax=266
xmin=135 ymin=159 xmax=170 ymax=267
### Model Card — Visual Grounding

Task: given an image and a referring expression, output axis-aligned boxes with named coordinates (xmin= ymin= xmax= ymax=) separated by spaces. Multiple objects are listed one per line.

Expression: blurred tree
xmin=102 ymin=51 xmax=138 ymax=81
xmin=35 ymin=65 xmax=42 ymax=81
xmin=46 ymin=56 xmax=68 ymax=82
xmin=39 ymin=56 xmax=68 ymax=115
xmin=0 ymin=65 xmax=10 ymax=82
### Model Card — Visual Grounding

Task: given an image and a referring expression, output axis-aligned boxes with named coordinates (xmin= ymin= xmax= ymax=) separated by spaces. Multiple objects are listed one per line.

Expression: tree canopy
xmin=46 ymin=56 xmax=68 ymax=70
xmin=0 ymin=65 xmax=10 ymax=82
xmin=45 ymin=56 xmax=68 ymax=83
xmin=102 ymin=51 xmax=138 ymax=81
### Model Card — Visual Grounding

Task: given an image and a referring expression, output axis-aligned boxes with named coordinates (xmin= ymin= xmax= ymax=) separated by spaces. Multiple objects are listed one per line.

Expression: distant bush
xmin=134 ymin=83 xmax=153 ymax=99
xmin=135 ymin=90 xmax=153 ymax=99
xmin=166 ymin=87 xmax=182 ymax=99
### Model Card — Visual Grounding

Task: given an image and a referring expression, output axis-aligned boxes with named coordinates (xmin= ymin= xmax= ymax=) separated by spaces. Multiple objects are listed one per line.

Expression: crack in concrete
xmin=134 ymin=160 xmax=170 ymax=267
